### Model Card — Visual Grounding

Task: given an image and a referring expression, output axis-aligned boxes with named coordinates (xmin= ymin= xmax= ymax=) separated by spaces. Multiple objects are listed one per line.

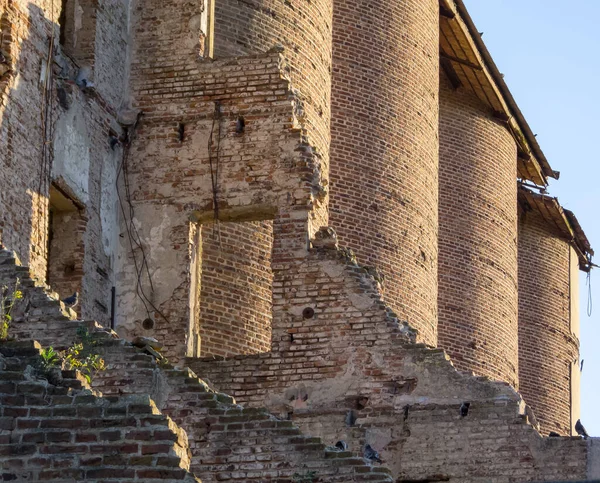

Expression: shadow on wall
xmin=0 ymin=2 xmax=52 ymax=277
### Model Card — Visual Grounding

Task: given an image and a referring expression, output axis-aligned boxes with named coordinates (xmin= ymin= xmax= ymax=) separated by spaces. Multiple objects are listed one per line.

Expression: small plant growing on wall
xmin=40 ymin=346 xmax=60 ymax=369
xmin=0 ymin=279 xmax=22 ymax=340
xmin=38 ymin=326 xmax=106 ymax=384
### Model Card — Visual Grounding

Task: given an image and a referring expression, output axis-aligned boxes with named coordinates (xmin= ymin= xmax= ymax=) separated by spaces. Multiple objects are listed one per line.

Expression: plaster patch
xmin=100 ymin=149 xmax=120 ymax=260
xmin=53 ymin=106 xmax=91 ymax=204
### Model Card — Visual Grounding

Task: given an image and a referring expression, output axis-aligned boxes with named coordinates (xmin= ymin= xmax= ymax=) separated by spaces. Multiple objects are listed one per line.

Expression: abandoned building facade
xmin=0 ymin=0 xmax=597 ymax=480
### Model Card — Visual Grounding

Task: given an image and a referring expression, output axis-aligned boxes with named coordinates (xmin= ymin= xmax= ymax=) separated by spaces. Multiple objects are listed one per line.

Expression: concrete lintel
xmin=189 ymin=204 xmax=278 ymax=224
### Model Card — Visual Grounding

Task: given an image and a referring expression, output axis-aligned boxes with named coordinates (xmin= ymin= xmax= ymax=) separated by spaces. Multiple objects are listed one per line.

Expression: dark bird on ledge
xmin=575 ymin=419 xmax=589 ymax=439
xmin=364 ymin=444 xmax=382 ymax=463
xmin=62 ymin=291 xmax=79 ymax=308
xmin=460 ymin=402 xmax=471 ymax=418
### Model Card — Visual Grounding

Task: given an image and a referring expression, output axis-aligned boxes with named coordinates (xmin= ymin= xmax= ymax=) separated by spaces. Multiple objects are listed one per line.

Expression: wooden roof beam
xmin=440 ymin=52 xmax=483 ymax=71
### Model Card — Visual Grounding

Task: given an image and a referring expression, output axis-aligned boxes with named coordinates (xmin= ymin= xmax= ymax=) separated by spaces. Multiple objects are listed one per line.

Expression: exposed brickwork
xmin=1 ymin=252 xmax=396 ymax=482
xmin=1 ymin=0 xmax=596 ymax=481
xmin=200 ymin=220 xmax=274 ymax=357
xmin=292 ymin=403 xmax=588 ymax=483
xmin=2 ymin=239 xmax=597 ymax=482
xmin=518 ymin=208 xmax=579 ymax=436
xmin=91 ymin=342 xmax=395 ymax=482
xmin=0 ymin=0 xmax=126 ymax=327
xmin=0 ymin=340 xmax=201 ymax=482
xmin=214 ymin=0 xmax=333 ymax=226
xmin=328 ymin=0 xmax=440 ymax=345
xmin=438 ymin=74 xmax=519 ymax=387
xmin=116 ymin=50 xmax=325 ymax=361
xmin=46 ymin=207 xmax=86 ymax=301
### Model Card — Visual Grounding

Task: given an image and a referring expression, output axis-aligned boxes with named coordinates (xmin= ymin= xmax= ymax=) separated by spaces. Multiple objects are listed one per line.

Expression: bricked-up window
xmin=57 ymin=0 xmax=96 ymax=65
xmin=46 ymin=185 xmax=86 ymax=301
xmin=198 ymin=220 xmax=274 ymax=357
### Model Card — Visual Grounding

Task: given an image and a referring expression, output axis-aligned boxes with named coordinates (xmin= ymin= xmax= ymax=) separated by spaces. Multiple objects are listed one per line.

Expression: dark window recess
xmin=46 ymin=184 xmax=86 ymax=301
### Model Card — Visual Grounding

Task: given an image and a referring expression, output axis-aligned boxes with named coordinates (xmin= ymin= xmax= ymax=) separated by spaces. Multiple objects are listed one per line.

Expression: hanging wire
xmin=116 ymin=113 xmax=171 ymax=326
xmin=586 ymin=269 xmax=593 ymax=317
xmin=37 ymin=1 xmax=56 ymax=261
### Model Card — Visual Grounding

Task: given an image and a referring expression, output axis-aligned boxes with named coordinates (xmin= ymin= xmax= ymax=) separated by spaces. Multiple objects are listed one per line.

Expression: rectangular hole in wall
xmin=201 ymin=0 xmax=215 ymax=58
xmin=198 ymin=219 xmax=274 ymax=358
xmin=46 ymin=185 xmax=86 ymax=300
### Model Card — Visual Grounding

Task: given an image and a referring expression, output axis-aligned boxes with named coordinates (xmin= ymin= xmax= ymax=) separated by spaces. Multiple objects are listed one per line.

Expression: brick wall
xmin=116 ymin=51 xmax=323 ymax=360
xmin=2 ymin=239 xmax=596 ymax=483
xmin=0 ymin=0 xmax=127 ymax=327
xmin=0 ymin=249 xmax=396 ymax=482
xmin=46 ymin=206 xmax=86 ymax=301
xmin=214 ymin=0 xmax=333 ymax=229
xmin=187 ymin=228 xmax=593 ymax=482
xmin=328 ymin=0 xmax=440 ymax=345
xmin=518 ymin=208 xmax=578 ymax=436
xmin=199 ymin=220 xmax=274 ymax=357
xmin=0 ymin=341 xmax=202 ymax=482
xmin=438 ymin=73 xmax=519 ymax=387
xmin=292 ymin=402 xmax=589 ymax=483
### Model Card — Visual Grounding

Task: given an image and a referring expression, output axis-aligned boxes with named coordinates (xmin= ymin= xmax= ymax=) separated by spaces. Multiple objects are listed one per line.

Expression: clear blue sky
xmin=463 ymin=0 xmax=600 ymax=435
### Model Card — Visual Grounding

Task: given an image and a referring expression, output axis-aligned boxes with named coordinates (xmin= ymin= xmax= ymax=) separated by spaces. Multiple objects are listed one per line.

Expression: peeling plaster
xmin=53 ymin=105 xmax=91 ymax=204
xmin=115 ymin=204 xmax=188 ymax=336
xmin=100 ymin=148 xmax=120 ymax=261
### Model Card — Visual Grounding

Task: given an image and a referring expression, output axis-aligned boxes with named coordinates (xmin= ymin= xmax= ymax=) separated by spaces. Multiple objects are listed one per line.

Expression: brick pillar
xmin=518 ymin=209 xmax=579 ymax=435
xmin=438 ymin=75 xmax=519 ymax=387
xmin=329 ymin=0 xmax=440 ymax=345
xmin=213 ymin=0 xmax=333 ymax=228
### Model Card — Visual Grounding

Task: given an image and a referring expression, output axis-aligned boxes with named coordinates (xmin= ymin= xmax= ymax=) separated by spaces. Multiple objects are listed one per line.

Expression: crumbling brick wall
xmin=2 ymin=223 xmax=597 ymax=483
xmin=214 ymin=0 xmax=333 ymax=230
xmin=438 ymin=73 xmax=519 ymax=387
xmin=518 ymin=208 xmax=579 ymax=436
xmin=0 ymin=249 xmax=396 ymax=483
xmin=328 ymin=0 xmax=440 ymax=346
xmin=187 ymin=227 xmax=592 ymax=482
xmin=199 ymin=220 xmax=274 ymax=357
xmin=116 ymin=50 xmax=323 ymax=360
xmin=0 ymin=341 xmax=201 ymax=482
xmin=0 ymin=0 xmax=127 ymax=326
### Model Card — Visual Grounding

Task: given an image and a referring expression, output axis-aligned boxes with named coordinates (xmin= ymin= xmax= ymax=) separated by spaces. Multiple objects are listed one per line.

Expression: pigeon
xmin=581 ymin=359 xmax=585 ymax=372
xmin=364 ymin=444 xmax=382 ymax=463
xmin=335 ymin=440 xmax=348 ymax=451
xmin=62 ymin=291 xmax=79 ymax=308
xmin=75 ymin=66 xmax=92 ymax=88
xmin=575 ymin=419 xmax=589 ymax=439
xmin=460 ymin=402 xmax=471 ymax=418
xmin=548 ymin=432 xmax=561 ymax=438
